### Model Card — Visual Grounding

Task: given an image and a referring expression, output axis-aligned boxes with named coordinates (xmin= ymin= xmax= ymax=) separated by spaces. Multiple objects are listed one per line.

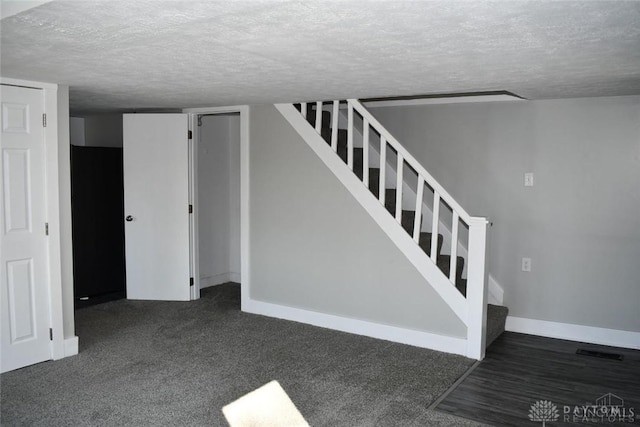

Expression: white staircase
xmin=276 ymin=100 xmax=491 ymax=360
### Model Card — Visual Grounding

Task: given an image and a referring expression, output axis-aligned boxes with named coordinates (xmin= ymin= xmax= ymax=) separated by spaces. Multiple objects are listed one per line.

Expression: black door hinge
xmin=188 ymin=204 xmax=193 ymax=214
xmin=42 ymin=114 xmax=47 ymax=127
xmin=49 ymin=328 xmax=53 ymax=341
xmin=190 ymin=277 xmax=194 ymax=287
xmin=188 ymin=130 xmax=193 ymax=140
xmin=45 ymin=223 xmax=49 ymax=235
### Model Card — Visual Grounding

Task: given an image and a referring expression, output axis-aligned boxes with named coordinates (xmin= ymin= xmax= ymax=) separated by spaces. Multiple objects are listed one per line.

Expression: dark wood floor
xmin=435 ymin=332 xmax=640 ymax=426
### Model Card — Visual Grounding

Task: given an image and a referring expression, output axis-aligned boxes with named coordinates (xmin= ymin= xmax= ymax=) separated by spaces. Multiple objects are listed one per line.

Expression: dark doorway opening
xmin=71 ymin=146 xmax=126 ymax=308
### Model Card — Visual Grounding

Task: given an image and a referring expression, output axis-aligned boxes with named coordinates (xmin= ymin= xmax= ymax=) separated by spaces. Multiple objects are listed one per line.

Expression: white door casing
xmin=123 ymin=114 xmax=191 ymax=301
xmin=0 ymin=84 xmax=51 ymax=373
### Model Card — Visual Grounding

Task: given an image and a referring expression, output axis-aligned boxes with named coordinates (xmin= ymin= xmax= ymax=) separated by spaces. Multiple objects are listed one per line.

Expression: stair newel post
xmin=466 ymin=216 xmax=489 ymax=360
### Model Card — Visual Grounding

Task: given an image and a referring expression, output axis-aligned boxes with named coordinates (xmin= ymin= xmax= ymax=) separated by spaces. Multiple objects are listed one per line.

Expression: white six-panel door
xmin=123 ymin=114 xmax=191 ymax=301
xmin=1 ymin=84 xmax=51 ymax=372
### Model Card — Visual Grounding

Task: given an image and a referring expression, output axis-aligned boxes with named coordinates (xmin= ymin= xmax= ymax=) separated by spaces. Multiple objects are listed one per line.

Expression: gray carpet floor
xmin=1 ymin=283 xmax=485 ymax=426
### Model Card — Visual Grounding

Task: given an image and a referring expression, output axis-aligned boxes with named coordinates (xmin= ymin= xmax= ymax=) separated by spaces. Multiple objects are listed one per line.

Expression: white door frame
xmin=0 ymin=77 xmax=66 ymax=361
xmin=182 ymin=105 xmax=250 ymax=307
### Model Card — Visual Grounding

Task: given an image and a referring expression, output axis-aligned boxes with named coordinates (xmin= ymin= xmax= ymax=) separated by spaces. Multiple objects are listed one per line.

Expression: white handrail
xmin=348 ymin=99 xmax=473 ymax=224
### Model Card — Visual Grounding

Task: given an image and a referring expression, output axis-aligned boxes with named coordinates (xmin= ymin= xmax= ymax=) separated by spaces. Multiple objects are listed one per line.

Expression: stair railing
xmin=297 ymin=99 xmax=490 ymax=359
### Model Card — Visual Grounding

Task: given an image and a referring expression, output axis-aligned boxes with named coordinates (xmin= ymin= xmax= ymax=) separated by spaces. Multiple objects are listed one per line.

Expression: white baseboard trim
xmin=200 ymin=272 xmax=241 ymax=289
xmin=506 ymin=316 xmax=640 ymax=350
xmin=244 ymin=298 xmax=467 ymax=357
xmin=64 ymin=336 xmax=79 ymax=357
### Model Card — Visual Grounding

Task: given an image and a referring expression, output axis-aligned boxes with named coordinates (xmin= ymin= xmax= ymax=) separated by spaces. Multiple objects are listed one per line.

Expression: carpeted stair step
xmin=317 ymin=127 xmax=367 ymax=182
xmin=437 ymin=254 xmax=465 ymax=285
xmin=457 ymin=279 xmax=467 ymax=297
xmin=321 ymin=128 xmax=348 ymax=162
xmin=369 ymin=168 xmax=380 ymax=197
xmin=384 ymin=189 xmax=399 ymax=214
xmin=353 ymin=148 xmax=364 ymax=180
xmin=419 ymin=232 xmax=443 ymax=258
xmin=305 ymin=105 xmax=330 ymax=129
xmin=401 ymin=210 xmax=415 ymax=234
xmin=486 ymin=304 xmax=509 ymax=347
xmin=380 ymin=189 xmax=418 ymax=235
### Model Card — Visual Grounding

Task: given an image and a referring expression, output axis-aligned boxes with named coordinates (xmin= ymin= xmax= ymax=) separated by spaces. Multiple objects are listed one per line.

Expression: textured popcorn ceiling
xmin=1 ymin=0 xmax=639 ymax=113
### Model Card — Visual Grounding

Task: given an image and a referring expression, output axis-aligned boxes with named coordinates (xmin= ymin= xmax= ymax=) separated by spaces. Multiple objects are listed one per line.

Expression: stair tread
xmin=305 ymin=107 xmax=330 ymax=127
xmin=456 ymin=279 xmax=467 ymax=297
xmin=418 ymin=232 xmax=444 ymax=257
xmin=436 ymin=254 xmax=465 ymax=285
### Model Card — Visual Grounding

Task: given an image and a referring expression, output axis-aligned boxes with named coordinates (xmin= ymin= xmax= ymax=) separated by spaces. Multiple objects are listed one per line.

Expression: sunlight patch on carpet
xmin=222 ymin=380 xmax=309 ymax=427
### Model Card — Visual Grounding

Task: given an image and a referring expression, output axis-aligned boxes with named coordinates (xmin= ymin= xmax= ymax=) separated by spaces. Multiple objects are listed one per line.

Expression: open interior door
xmin=1 ymin=84 xmax=51 ymax=372
xmin=123 ymin=114 xmax=191 ymax=301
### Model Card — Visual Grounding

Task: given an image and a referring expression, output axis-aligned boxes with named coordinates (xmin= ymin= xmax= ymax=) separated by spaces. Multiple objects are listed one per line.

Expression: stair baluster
xmin=413 ymin=177 xmax=424 ymax=242
xmin=379 ymin=136 xmax=386 ymax=206
xmin=363 ymin=119 xmax=369 ymax=188
xmin=395 ymin=154 xmax=403 ymax=221
xmin=431 ymin=192 xmax=440 ymax=263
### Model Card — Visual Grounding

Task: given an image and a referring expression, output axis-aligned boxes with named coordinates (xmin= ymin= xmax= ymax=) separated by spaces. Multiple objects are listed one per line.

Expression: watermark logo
xmin=528 ymin=393 xmax=637 ymax=425
xmin=529 ymin=400 xmax=560 ymax=426
xmin=564 ymin=393 xmax=636 ymax=424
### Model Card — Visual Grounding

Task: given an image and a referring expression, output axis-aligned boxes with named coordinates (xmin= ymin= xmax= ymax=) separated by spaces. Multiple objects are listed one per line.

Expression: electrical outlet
xmin=524 ymin=173 xmax=534 ymax=187
xmin=522 ymin=257 xmax=532 ymax=272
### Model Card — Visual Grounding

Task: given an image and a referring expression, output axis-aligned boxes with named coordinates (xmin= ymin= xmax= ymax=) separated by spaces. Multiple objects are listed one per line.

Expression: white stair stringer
xmin=275 ymin=103 xmax=468 ymax=324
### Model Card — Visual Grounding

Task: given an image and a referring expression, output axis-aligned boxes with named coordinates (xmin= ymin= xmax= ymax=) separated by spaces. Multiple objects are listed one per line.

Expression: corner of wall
xmin=56 ymin=85 xmax=75 ymax=341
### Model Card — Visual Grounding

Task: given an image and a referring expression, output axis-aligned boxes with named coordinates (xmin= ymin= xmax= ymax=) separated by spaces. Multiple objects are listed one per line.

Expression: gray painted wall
xmin=198 ymin=114 xmax=241 ymax=286
xmin=70 ymin=114 xmax=123 ymax=147
xmin=69 ymin=117 xmax=85 ymax=146
xmin=249 ymin=105 xmax=466 ymax=338
xmin=369 ymin=96 xmax=640 ymax=333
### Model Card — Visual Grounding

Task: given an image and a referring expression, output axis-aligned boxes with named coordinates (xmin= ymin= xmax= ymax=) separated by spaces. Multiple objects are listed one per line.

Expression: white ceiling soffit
xmin=363 ymin=92 xmax=526 ymax=108
xmin=1 ymin=0 xmax=639 ymax=114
